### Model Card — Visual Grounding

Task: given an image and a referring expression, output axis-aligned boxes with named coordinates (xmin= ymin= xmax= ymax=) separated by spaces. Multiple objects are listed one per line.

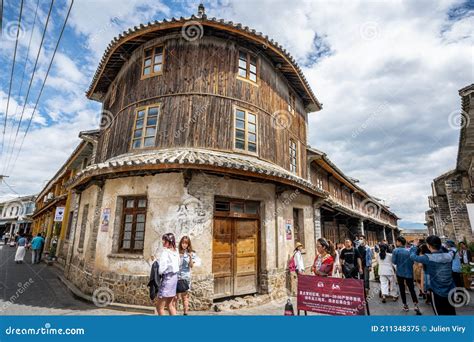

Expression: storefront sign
xmin=285 ymin=219 xmax=292 ymax=240
xmin=54 ymin=207 xmax=65 ymax=222
xmin=100 ymin=208 xmax=111 ymax=232
xmin=297 ymin=275 xmax=366 ymax=316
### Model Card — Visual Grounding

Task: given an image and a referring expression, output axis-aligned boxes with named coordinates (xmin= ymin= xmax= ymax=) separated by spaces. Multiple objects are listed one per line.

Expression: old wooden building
xmin=58 ymin=5 xmax=399 ymax=309
xmin=426 ymin=84 xmax=474 ymax=242
xmin=31 ymin=130 xmax=98 ymax=263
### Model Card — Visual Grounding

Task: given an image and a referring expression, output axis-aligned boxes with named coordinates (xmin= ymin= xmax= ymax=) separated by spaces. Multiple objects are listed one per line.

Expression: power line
xmin=1 ymin=179 xmax=19 ymax=196
xmin=2 ymin=0 xmax=54 ymax=175
xmin=7 ymin=0 xmax=75 ymax=175
xmin=0 ymin=0 xmax=24 ymax=159
xmin=0 ymin=0 xmax=3 ymax=38
xmin=2 ymin=0 xmax=40 ymax=171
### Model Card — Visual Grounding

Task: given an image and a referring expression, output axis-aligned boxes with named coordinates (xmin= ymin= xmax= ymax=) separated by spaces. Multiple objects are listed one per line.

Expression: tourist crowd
xmin=289 ymin=234 xmax=472 ymax=316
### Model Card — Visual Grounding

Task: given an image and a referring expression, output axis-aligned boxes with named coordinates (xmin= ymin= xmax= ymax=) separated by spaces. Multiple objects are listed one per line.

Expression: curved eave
xmin=86 ymin=15 xmax=322 ymax=112
xmin=66 ymin=148 xmax=328 ymax=199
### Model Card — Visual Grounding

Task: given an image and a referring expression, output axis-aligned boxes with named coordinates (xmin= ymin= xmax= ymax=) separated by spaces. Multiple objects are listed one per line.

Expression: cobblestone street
xmin=1 ymin=243 xmax=473 ymax=316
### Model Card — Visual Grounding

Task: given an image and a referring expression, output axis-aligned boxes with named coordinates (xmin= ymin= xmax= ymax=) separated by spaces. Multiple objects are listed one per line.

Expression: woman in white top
xmin=377 ymin=244 xmax=398 ymax=302
xmin=293 ymin=242 xmax=305 ymax=273
xmin=156 ymin=233 xmax=180 ymax=315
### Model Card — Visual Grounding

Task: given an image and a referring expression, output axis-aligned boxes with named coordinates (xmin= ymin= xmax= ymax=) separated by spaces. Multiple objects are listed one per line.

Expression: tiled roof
xmin=324 ymin=198 xmax=397 ymax=229
xmin=68 ymin=148 xmax=327 ymax=197
xmin=86 ymin=14 xmax=322 ymax=111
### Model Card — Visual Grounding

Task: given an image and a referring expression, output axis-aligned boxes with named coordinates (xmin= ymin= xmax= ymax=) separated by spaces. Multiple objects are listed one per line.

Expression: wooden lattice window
xmin=119 ymin=197 xmax=147 ymax=253
xmin=238 ymin=50 xmax=257 ymax=82
xmin=131 ymin=105 xmax=160 ymax=149
xmin=142 ymin=46 xmax=164 ymax=78
xmin=289 ymin=139 xmax=298 ymax=173
xmin=234 ymin=108 xmax=257 ymax=153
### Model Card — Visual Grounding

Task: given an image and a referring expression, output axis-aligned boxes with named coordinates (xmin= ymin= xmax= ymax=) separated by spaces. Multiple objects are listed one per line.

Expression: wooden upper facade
xmin=72 ymin=7 xmax=398 ymax=228
xmin=308 ymin=147 xmax=399 ymax=227
xmin=90 ymin=10 xmax=322 ymax=182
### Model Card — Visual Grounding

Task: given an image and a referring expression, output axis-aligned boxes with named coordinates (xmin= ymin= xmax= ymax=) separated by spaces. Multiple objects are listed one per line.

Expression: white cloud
xmin=1 ymin=0 xmax=472 ymax=228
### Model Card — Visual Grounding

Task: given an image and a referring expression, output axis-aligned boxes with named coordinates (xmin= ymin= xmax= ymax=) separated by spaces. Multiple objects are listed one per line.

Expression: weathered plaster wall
xmin=66 ymin=171 xmax=317 ymax=309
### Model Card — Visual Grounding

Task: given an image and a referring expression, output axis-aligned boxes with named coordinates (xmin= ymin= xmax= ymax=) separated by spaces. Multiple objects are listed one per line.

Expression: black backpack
xmin=147 ymin=260 xmax=161 ymax=301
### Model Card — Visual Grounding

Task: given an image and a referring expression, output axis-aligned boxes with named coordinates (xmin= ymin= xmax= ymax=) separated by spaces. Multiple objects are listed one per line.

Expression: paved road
xmin=1 ymin=243 xmax=473 ymax=316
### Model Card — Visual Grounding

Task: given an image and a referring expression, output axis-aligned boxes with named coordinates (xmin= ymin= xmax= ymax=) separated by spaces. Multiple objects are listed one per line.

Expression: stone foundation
xmin=65 ymin=256 xmax=214 ymax=310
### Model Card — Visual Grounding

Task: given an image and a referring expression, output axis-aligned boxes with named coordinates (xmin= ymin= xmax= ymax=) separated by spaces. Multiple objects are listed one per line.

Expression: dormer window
xmin=142 ymin=46 xmax=164 ymax=78
xmin=238 ymin=50 xmax=257 ymax=83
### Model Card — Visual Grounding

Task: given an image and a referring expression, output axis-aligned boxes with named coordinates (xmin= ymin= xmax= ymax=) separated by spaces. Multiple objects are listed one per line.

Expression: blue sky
xmin=0 ymin=0 xmax=473 ymax=230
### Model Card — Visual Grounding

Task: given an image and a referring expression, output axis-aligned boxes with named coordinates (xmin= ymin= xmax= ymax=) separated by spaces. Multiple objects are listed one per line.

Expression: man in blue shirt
xmin=31 ymin=233 xmax=45 ymax=264
xmin=410 ymin=235 xmax=455 ymax=315
xmin=357 ymin=236 xmax=373 ymax=293
xmin=392 ymin=236 xmax=421 ymax=314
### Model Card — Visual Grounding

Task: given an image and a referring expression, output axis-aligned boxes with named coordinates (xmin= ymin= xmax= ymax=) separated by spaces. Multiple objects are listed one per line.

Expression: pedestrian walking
xmin=288 ymin=242 xmax=305 ymax=295
xmin=30 ymin=233 xmax=45 ymax=264
xmin=332 ymin=243 xmax=344 ymax=277
xmin=445 ymin=240 xmax=463 ymax=288
xmin=155 ymin=233 xmax=180 ymax=316
xmin=376 ymin=244 xmax=398 ymax=302
xmin=311 ymin=238 xmax=335 ymax=277
xmin=2 ymin=232 xmax=9 ymax=245
xmin=392 ymin=236 xmax=421 ymax=314
xmin=175 ymin=236 xmax=201 ymax=315
xmin=357 ymin=236 xmax=373 ymax=292
xmin=410 ymin=236 xmax=456 ymax=315
xmin=14 ymin=234 xmax=27 ymax=263
xmin=340 ymin=239 xmax=362 ymax=279
xmin=459 ymin=241 xmax=472 ymax=264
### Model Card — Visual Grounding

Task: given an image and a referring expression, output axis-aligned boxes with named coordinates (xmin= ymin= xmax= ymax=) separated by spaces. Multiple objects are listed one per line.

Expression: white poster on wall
xmin=54 ymin=207 xmax=65 ymax=222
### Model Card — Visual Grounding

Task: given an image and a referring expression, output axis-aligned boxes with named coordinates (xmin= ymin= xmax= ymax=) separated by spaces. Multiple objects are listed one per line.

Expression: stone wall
xmin=64 ymin=171 xmax=316 ymax=309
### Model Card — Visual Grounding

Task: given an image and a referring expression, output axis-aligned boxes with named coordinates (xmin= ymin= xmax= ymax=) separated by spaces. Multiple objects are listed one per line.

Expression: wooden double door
xmin=212 ymin=217 xmax=259 ymax=299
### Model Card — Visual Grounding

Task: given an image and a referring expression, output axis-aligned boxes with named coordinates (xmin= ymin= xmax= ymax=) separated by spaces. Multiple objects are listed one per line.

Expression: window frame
xmin=118 ymin=196 xmax=147 ymax=254
xmin=233 ymin=107 xmax=258 ymax=155
xmin=141 ymin=45 xmax=164 ymax=79
xmin=237 ymin=50 xmax=258 ymax=85
xmin=130 ymin=104 xmax=160 ymax=150
xmin=288 ymin=92 xmax=296 ymax=115
xmin=289 ymin=138 xmax=298 ymax=174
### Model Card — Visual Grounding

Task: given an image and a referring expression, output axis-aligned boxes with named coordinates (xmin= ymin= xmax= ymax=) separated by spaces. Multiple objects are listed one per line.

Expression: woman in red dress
xmin=311 ymin=238 xmax=336 ymax=277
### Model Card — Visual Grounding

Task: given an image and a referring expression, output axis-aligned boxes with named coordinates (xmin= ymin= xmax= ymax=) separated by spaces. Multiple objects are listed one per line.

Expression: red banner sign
xmin=297 ymin=275 xmax=366 ymax=316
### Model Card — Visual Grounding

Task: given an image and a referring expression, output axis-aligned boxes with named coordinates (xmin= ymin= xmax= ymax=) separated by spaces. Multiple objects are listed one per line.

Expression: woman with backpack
xmin=311 ymin=238 xmax=335 ymax=277
xmin=155 ymin=233 xmax=180 ymax=315
xmin=376 ymin=244 xmax=398 ymax=303
xmin=175 ymin=236 xmax=201 ymax=315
